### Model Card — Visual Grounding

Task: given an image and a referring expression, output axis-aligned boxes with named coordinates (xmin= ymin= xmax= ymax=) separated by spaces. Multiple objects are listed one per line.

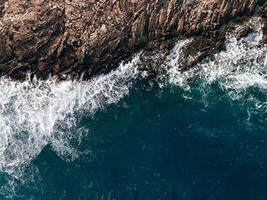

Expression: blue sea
xmin=0 ymin=18 xmax=267 ymax=200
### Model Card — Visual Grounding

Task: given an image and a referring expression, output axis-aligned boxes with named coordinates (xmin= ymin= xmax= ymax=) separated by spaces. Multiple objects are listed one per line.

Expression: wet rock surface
xmin=0 ymin=0 xmax=266 ymax=80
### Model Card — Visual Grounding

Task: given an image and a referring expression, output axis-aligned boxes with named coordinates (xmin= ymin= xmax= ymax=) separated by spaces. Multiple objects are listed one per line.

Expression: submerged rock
xmin=0 ymin=0 xmax=266 ymax=80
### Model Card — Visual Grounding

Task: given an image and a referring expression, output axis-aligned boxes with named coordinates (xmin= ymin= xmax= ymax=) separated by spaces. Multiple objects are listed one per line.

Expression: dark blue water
xmin=0 ymin=29 xmax=266 ymax=200
xmin=3 ymin=81 xmax=266 ymax=200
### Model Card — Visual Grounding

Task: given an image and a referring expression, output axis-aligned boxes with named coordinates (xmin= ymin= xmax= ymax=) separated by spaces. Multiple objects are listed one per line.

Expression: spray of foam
xmin=164 ymin=17 xmax=267 ymax=126
xmin=165 ymin=17 xmax=267 ymax=98
xmin=0 ymin=55 xmax=140 ymax=175
xmin=0 ymin=16 xmax=267 ymax=197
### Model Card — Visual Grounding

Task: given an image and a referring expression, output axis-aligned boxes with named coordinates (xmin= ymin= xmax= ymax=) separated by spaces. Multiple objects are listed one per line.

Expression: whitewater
xmin=0 ymin=16 xmax=266 ymax=198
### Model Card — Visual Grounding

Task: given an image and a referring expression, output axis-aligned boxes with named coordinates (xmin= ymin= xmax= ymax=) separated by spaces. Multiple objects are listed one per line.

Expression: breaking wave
xmin=166 ymin=18 xmax=266 ymax=92
xmin=164 ymin=17 xmax=267 ymax=125
xmin=0 ymin=56 xmax=140 ymax=175
xmin=0 ymin=16 xmax=267 ymax=199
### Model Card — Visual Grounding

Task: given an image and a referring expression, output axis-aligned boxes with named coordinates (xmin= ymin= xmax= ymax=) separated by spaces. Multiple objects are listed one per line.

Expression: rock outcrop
xmin=0 ymin=0 xmax=266 ymax=80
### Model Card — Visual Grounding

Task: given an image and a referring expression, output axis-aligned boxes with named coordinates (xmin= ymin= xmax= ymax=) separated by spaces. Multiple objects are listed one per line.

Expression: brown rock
xmin=0 ymin=0 xmax=265 ymax=80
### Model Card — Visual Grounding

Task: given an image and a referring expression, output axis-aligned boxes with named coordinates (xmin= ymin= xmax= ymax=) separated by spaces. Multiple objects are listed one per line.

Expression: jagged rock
xmin=0 ymin=0 xmax=265 ymax=80
xmin=259 ymin=2 xmax=267 ymax=44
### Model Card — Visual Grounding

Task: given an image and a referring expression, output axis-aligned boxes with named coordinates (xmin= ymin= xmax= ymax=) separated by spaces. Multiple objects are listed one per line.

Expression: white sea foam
xmin=1 ymin=16 xmax=267 ymax=198
xmin=165 ymin=17 xmax=267 ymax=103
xmin=163 ymin=17 xmax=267 ymax=130
xmin=1 ymin=21 xmax=266 ymax=175
xmin=0 ymin=55 xmax=140 ymax=174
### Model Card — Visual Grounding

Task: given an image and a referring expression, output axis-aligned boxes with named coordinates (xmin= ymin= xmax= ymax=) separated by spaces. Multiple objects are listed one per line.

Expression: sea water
xmin=0 ymin=18 xmax=267 ymax=200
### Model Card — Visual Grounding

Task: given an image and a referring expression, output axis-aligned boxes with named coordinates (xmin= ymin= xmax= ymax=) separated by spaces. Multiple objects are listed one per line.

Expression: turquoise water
xmin=0 ymin=19 xmax=267 ymax=200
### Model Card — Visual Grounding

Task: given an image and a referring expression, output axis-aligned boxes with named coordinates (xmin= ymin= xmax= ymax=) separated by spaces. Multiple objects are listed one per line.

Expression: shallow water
xmin=0 ymin=18 xmax=267 ymax=200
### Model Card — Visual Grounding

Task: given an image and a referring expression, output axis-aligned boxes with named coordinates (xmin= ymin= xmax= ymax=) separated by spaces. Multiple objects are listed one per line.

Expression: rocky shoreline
xmin=0 ymin=0 xmax=266 ymax=80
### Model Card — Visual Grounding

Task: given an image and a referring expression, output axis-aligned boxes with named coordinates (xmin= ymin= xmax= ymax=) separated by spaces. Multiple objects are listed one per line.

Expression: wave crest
xmin=0 ymin=55 xmax=140 ymax=174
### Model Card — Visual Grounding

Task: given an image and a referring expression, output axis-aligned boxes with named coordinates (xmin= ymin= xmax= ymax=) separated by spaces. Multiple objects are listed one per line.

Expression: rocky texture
xmin=259 ymin=1 xmax=267 ymax=44
xmin=0 ymin=0 xmax=266 ymax=80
